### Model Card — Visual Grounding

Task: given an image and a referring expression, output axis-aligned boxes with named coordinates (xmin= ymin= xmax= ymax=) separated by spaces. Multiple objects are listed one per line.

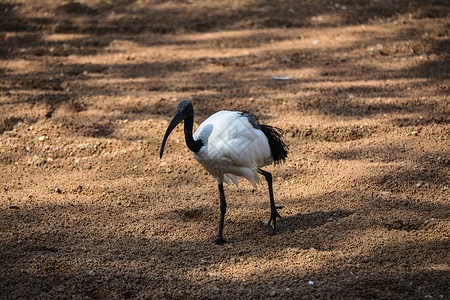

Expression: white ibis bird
xmin=160 ymin=100 xmax=290 ymax=245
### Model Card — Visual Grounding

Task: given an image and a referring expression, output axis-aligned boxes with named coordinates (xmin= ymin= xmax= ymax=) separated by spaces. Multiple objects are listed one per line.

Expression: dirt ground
xmin=0 ymin=0 xmax=449 ymax=299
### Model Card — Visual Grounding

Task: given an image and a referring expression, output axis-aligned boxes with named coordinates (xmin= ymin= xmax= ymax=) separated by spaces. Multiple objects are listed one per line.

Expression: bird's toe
xmin=213 ymin=237 xmax=227 ymax=246
xmin=267 ymin=208 xmax=291 ymax=235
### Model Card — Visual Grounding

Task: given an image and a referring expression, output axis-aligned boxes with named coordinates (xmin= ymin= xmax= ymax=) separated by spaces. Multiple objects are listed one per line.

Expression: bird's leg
xmin=214 ymin=183 xmax=227 ymax=245
xmin=257 ymin=168 xmax=291 ymax=235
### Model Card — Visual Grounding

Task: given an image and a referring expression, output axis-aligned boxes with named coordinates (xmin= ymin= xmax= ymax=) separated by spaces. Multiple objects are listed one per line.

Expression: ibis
xmin=159 ymin=100 xmax=290 ymax=245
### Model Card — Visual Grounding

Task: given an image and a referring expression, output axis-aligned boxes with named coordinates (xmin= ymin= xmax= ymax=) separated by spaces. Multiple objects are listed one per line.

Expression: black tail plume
xmin=241 ymin=112 xmax=288 ymax=164
xmin=259 ymin=124 xmax=288 ymax=163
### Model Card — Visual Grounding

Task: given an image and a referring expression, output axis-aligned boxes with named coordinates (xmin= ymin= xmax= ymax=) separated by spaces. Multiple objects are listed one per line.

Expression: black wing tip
xmin=240 ymin=112 xmax=288 ymax=163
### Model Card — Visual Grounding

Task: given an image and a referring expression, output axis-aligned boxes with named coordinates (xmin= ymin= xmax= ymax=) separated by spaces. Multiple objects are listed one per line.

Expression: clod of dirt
xmin=56 ymin=1 xmax=99 ymax=15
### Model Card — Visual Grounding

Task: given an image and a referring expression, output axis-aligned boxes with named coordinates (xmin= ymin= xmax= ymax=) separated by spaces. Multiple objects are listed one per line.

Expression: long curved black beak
xmin=159 ymin=109 xmax=186 ymax=159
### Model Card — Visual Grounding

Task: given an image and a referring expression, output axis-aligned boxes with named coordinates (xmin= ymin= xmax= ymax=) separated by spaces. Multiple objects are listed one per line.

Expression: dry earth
xmin=1 ymin=0 xmax=449 ymax=299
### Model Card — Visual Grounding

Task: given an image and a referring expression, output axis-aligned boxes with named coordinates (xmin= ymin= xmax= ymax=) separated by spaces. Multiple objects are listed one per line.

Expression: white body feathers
xmin=192 ymin=111 xmax=273 ymax=188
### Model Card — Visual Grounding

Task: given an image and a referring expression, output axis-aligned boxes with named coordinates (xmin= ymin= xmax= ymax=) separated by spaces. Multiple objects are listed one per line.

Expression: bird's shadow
xmin=284 ymin=209 xmax=353 ymax=232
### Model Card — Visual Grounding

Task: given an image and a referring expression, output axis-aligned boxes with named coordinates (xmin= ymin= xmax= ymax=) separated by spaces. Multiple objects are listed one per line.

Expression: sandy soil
xmin=1 ymin=0 xmax=449 ymax=299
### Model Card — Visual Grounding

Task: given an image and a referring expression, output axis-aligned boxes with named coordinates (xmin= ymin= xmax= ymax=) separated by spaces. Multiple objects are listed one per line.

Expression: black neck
xmin=184 ymin=115 xmax=203 ymax=153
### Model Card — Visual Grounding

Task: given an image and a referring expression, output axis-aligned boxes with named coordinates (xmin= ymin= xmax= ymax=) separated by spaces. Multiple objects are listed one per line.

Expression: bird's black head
xmin=159 ymin=100 xmax=195 ymax=159
xmin=176 ymin=100 xmax=193 ymax=115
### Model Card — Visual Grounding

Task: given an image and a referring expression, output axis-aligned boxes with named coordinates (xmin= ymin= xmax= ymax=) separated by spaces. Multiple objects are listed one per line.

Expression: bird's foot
xmin=213 ymin=236 xmax=227 ymax=246
xmin=265 ymin=206 xmax=291 ymax=235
